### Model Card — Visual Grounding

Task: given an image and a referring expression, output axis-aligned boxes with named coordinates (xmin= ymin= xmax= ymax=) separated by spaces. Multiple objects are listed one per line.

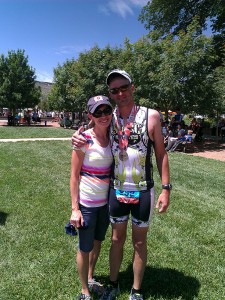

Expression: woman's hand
xmin=70 ymin=209 xmax=84 ymax=228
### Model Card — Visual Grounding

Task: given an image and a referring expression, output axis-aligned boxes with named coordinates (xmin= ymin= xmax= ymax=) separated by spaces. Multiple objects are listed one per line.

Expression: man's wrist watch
xmin=162 ymin=184 xmax=172 ymax=190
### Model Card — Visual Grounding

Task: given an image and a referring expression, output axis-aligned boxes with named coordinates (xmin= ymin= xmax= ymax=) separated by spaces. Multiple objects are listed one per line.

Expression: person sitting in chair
xmin=165 ymin=124 xmax=186 ymax=152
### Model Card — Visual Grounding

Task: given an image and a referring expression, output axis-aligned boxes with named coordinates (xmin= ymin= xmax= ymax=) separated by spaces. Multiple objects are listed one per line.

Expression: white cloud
xmin=54 ymin=45 xmax=91 ymax=56
xmin=99 ymin=0 xmax=149 ymax=18
xmin=36 ymin=71 xmax=53 ymax=83
xmin=108 ymin=0 xmax=134 ymax=18
xmin=129 ymin=0 xmax=149 ymax=6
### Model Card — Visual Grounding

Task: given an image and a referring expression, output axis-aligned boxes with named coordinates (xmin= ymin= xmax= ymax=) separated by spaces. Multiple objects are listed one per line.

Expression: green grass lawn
xmin=0 ymin=126 xmax=73 ymax=139
xmin=0 ymin=127 xmax=224 ymax=300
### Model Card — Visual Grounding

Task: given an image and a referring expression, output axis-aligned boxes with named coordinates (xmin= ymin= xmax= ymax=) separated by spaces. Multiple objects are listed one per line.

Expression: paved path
xmin=0 ymin=138 xmax=71 ymax=142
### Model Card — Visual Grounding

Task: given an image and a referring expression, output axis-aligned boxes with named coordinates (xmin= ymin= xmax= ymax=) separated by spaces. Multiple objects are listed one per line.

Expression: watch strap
xmin=162 ymin=184 xmax=172 ymax=190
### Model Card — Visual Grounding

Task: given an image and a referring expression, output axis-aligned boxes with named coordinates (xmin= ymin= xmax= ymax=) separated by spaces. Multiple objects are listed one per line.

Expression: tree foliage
xmin=50 ymin=23 xmax=224 ymax=116
xmin=0 ymin=50 xmax=41 ymax=112
xmin=212 ymin=63 xmax=225 ymax=113
xmin=121 ymin=22 xmax=220 ymax=115
xmin=139 ymin=0 xmax=225 ymax=67
xmin=49 ymin=45 xmax=124 ymax=112
xmin=139 ymin=0 xmax=225 ymax=36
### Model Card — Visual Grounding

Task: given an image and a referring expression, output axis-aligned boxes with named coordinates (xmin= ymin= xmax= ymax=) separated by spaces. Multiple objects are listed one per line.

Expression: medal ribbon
xmin=115 ymin=105 xmax=137 ymax=152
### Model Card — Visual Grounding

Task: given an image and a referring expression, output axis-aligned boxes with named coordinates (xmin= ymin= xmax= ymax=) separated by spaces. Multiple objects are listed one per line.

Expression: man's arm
xmin=148 ymin=109 xmax=170 ymax=213
xmin=71 ymin=126 xmax=87 ymax=148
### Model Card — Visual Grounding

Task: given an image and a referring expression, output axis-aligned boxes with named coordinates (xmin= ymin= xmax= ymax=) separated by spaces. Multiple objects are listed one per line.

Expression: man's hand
xmin=71 ymin=126 xmax=86 ymax=148
xmin=156 ymin=191 xmax=170 ymax=213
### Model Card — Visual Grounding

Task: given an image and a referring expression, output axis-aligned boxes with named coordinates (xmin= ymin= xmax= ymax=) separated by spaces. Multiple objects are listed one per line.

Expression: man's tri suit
xmin=109 ymin=105 xmax=155 ymax=227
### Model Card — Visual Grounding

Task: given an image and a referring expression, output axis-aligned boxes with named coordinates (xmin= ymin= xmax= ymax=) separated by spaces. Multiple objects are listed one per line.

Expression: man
xmin=72 ymin=69 xmax=171 ymax=300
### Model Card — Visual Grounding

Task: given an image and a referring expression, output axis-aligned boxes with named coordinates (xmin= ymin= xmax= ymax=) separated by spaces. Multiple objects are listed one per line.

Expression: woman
xmin=70 ymin=95 xmax=113 ymax=300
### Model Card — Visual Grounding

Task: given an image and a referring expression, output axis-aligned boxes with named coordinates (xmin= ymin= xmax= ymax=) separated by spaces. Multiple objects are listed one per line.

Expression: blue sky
xmin=0 ymin=0 xmax=150 ymax=83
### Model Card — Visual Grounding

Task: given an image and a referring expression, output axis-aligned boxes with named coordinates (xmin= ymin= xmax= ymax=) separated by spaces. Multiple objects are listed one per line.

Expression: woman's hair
xmin=88 ymin=119 xmax=95 ymax=129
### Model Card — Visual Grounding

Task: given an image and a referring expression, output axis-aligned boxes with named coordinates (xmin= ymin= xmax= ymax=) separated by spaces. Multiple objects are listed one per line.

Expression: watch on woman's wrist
xmin=162 ymin=184 xmax=172 ymax=190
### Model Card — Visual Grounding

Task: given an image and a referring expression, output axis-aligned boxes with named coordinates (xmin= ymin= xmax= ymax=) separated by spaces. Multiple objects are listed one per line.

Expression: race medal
xmin=115 ymin=105 xmax=137 ymax=163
xmin=119 ymin=151 xmax=128 ymax=161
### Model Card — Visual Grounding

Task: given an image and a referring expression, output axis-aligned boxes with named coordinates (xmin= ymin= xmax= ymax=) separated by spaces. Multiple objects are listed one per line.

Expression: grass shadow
xmin=119 ymin=264 xmax=200 ymax=300
xmin=0 ymin=211 xmax=8 ymax=225
xmin=193 ymin=139 xmax=225 ymax=153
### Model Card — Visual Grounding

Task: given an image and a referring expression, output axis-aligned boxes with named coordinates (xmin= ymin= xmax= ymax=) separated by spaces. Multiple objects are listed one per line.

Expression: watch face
xmin=162 ymin=184 xmax=172 ymax=190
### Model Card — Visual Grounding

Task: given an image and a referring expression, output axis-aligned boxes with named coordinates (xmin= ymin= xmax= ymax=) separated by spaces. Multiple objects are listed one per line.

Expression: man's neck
xmin=118 ymin=103 xmax=135 ymax=119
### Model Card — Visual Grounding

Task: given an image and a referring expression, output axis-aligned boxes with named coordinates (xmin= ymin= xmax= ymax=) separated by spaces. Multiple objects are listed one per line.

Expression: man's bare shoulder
xmin=147 ymin=108 xmax=158 ymax=115
xmin=147 ymin=108 xmax=161 ymax=120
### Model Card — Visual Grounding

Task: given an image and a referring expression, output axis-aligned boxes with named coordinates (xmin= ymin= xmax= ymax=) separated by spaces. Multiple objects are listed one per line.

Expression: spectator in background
xmin=32 ymin=110 xmax=38 ymax=122
xmin=218 ymin=118 xmax=225 ymax=137
xmin=174 ymin=108 xmax=183 ymax=127
xmin=189 ymin=118 xmax=200 ymax=133
xmin=164 ymin=125 xmax=173 ymax=147
xmin=170 ymin=116 xmax=176 ymax=131
xmin=25 ymin=110 xmax=31 ymax=125
xmin=166 ymin=123 xmax=186 ymax=152
xmin=63 ymin=111 xmax=70 ymax=128
xmin=7 ymin=110 xmax=14 ymax=126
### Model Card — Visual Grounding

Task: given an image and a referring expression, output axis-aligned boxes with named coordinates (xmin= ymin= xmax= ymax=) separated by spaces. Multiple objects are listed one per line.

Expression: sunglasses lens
xmin=109 ymin=84 xmax=130 ymax=95
xmin=93 ymin=108 xmax=112 ymax=118
xmin=104 ymin=108 xmax=112 ymax=115
xmin=121 ymin=86 xmax=129 ymax=92
xmin=110 ymin=89 xmax=119 ymax=95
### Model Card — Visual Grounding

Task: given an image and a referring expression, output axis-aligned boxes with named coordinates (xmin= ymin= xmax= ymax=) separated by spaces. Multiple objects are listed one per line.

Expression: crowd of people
xmin=4 ymin=109 xmax=84 ymax=127
xmin=160 ymin=111 xmax=204 ymax=151
xmin=5 ymin=109 xmax=53 ymax=126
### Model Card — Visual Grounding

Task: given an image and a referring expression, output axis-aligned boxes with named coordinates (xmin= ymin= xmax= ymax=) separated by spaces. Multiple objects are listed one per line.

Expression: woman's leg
xmin=77 ymin=250 xmax=90 ymax=296
xmin=88 ymin=239 xmax=101 ymax=280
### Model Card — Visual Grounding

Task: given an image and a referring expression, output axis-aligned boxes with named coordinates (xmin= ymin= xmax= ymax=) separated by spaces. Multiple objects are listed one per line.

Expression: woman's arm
xmin=70 ymin=149 xmax=85 ymax=227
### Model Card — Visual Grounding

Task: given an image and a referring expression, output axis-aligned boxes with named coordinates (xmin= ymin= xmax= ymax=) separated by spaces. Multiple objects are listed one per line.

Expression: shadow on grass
xmin=193 ymin=139 xmax=225 ymax=153
xmin=120 ymin=264 xmax=200 ymax=300
xmin=0 ymin=211 xmax=8 ymax=225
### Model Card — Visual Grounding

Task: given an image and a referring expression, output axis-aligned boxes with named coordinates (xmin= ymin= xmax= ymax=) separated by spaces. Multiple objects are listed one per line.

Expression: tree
xmin=49 ymin=25 xmax=223 ymax=118
xmin=49 ymin=45 xmax=123 ymax=113
xmin=120 ymin=21 xmax=221 ymax=117
xmin=139 ymin=0 xmax=225 ymax=36
xmin=212 ymin=63 xmax=225 ymax=113
xmin=0 ymin=49 xmax=41 ymax=113
xmin=139 ymin=0 xmax=225 ymax=66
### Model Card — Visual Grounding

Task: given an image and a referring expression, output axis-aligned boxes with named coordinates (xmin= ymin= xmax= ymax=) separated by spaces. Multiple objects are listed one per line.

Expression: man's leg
xmin=99 ymin=222 xmax=126 ymax=300
xmin=109 ymin=221 xmax=128 ymax=281
xmin=132 ymin=225 xmax=148 ymax=290
xmin=170 ymin=140 xmax=182 ymax=151
xmin=165 ymin=137 xmax=177 ymax=151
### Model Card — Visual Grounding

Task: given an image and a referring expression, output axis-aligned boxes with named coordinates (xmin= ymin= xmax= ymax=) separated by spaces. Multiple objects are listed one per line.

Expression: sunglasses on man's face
xmin=92 ymin=107 xmax=113 ymax=118
xmin=109 ymin=84 xmax=130 ymax=95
